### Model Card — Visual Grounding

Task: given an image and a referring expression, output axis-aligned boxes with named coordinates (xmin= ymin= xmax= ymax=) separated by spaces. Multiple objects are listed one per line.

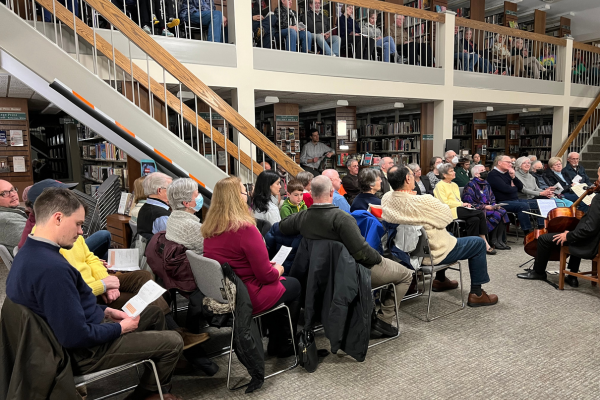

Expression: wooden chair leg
xmin=559 ymin=249 xmax=568 ymax=290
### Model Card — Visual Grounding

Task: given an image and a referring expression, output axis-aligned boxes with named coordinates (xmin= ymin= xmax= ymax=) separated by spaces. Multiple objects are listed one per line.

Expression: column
xmin=552 ymin=106 xmax=570 ymax=161
xmin=231 ymin=87 xmax=256 ymax=183
xmin=557 ymin=37 xmax=573 ymax=94
xmin=433 ymin=99 xmax=453 ymax=160
xmin=441 ymin=11 xmax=456 ymax=86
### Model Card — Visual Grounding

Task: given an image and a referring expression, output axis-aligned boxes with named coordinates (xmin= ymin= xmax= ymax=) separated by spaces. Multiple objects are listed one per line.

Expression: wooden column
xmin=470 ymin=0 xmax=485 ymax=21
xmin=273 ymin=103 xmax=300 ymax=164
xmin=506 ymin=114 xmax=520 ymax=158
xmin=472 ymin=112 xmax=487 ymax=164
xmin=559 ymin=17 xmax=571 ymax=37
xmin=503 ymin=1 xmax=518 ymax=27
xmin=0 ymin=98 xmax=33 ymax=197
xmin=534 ymin=10 xmax=546 ymax=34
xmin=420 ymin=102 xmax=434 ymax=174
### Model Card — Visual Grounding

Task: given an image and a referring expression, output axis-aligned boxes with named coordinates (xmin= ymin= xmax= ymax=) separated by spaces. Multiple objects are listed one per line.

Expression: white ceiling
xmin=254 ymin=90 xmax=423 ymax=109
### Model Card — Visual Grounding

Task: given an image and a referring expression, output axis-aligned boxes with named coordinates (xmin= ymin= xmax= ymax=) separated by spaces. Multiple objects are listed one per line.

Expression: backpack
xmin=146 ymin=232 xmax=196 ymax=292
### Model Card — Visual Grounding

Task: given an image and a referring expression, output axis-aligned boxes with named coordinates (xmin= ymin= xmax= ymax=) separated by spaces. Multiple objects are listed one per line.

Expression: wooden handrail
xmin=74 ymin=0 xmax=303 ymax=175
xmin=556 ymin=89 xmax=600 ymax=158
xmin=456 ymin=17 xmax=567 ymax=47
xmin=35 ymin=0 xmax=264 ymax=175
xmin=336 ymin=0 xmax=445 ymax=22
xmin=573 ymin=41 xmax=600 ymax=56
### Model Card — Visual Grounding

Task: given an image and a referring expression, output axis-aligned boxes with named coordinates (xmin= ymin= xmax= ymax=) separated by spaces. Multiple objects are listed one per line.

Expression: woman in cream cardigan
xmin=433 ymin=163 xmax=496 ymax=255
xmin=381 ymin=165 xmax=498 ymax=307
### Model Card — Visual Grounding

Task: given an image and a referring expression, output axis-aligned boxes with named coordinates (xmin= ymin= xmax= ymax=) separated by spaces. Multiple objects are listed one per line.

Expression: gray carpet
xmin=1 ymin=243 xmax=600 ymax=400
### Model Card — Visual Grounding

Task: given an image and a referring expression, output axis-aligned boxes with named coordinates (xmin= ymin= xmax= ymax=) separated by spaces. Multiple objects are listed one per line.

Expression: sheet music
xmin=572 ymin=183 xmax=596 ymax=206
xmin=536 ymin=199 xmax=557 ymax=218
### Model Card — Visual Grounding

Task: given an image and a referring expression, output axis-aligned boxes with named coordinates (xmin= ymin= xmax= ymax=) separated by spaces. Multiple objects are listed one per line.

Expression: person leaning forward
xmin=279 ymin=175 xmax=413 ymax=338
xmin=6 ymin=188 xmax=183 ymax=400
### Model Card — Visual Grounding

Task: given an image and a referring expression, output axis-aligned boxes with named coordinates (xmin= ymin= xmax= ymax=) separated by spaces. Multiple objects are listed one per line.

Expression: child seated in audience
xmin=280 ymin=179 xmax=307 ymax=219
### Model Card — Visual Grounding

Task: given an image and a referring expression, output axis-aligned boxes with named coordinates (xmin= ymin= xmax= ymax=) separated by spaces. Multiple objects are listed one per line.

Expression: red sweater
xmin=303 ymin=192 xmax=314 ymax=208
xmin=203 ymin=224 xmax=285 ymax=314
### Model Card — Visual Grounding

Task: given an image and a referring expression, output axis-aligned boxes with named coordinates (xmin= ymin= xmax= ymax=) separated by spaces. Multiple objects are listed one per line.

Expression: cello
xmin=523 ymin=179 xmax=600 ymax=260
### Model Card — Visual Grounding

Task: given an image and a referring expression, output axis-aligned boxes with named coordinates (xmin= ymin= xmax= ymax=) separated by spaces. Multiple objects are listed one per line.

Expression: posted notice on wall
xmin=12 ymin=156 xmax=26 ymax=172
xmin=108 ymin=248 xmax=140 ymax=271
xmin=9 ymin=130 xmax=23 ymax=146
xmin=122 ymin=280 xmax=166 ymax=317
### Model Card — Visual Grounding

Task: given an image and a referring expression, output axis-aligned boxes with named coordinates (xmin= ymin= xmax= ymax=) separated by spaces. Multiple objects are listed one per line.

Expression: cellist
xmin=518 ymin=165 xmax=600 ymax=287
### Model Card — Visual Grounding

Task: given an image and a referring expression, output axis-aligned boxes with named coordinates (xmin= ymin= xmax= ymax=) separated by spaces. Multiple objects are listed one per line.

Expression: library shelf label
xmin=198 ymin=112 xmax=225 ymax=120
xmin=276 ymin=115 xmax=299 ymax=122
xmin=423 ymin=134 xmax=433 ymax=140
xmin=0 ymin=112 xmax=26 ymax=120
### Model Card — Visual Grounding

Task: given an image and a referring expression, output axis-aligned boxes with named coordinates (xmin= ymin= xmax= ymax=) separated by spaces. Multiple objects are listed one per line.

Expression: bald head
xmin=0 ymin=179 xmax=20 ymax=208
xmin=260 ymin=161 xmax=271 ymax=170
xmin=322 ymin=169 xmax=342 ymax=191
xmin=379 ymin=157 xmax=394 ymax=174
xmin=310 ymin=175 xmax=334 ymax=203
xmin=444 ymin=150 xmax=457 ymax=165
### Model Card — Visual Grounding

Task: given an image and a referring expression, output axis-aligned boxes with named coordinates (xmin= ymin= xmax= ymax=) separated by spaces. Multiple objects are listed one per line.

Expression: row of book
xmin=519 ymin=125 xmax=552 ymax=136
xmin=455 ymin=7 xmax=470 ymax=18
xmin=520 ymin=137 xmax=551 ymax=147
xmin=488 ymin=139 xmax=506 ymax=149
xmin=47 ymin=134 xmax=65 ymax=146
xmin=360 ymin=121 xmax=420 ymax=136
xmin=82 ymin=143 xmax=127 ymax=161
xmin=453 ymin=124 xmax=470 ymax=136
xmin=78 ymin=125 xmax=100 ymax=141
xmin=276 ymin=127 xmax=296 ymax=141
xmin=476 ymin=129 xmax=488 ymax=139
xmin=83 ymin=166 xmax=126 ymax=185
xmin=278 ymin=140 xmax=300 ymax=153
xmin=529 ymin=150 xmax=551 ymax=160
xmin=359 ymin=137 xmax=420 ymax=152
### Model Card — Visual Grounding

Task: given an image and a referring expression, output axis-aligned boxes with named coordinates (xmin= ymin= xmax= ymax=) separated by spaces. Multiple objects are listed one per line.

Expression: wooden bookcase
xmin=273 ymin=103 xmax=300 ymax=165
xmin=506 ymin=114 xmax=520 ymax=158
xmin=0 ymin=98 xmax=33 ymax=194
xmin=503 ymin=1 xmax=518 ymax=28
xmin=518 ymin=115 xmax=552 ymax=162
xmin=472 ymin=112 xmax=488 ymax=165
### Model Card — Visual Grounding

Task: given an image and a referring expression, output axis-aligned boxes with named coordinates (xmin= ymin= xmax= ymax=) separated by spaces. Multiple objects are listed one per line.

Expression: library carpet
xmin=1 ymin=243 xmax=599 ymax=399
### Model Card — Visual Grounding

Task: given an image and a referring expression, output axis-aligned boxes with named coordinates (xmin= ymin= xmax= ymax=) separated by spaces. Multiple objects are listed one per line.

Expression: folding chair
xmin=369 ymin=282 xmax=400 ymax=348
xmin=186 ymin=251 xmax=297 ymax=390
xmin=0 ymin=244 xmax=13 ymax=271
xmin=129 ymin=220 xmax=138 ymax=240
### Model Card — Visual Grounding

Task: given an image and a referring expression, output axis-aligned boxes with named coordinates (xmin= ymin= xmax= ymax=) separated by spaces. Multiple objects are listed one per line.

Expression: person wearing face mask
xmin=514 ymin=157 xmax=573 ymax=208
xmin=444 ymin=150 xmax=459 ymax=166
xmin=543 ymin=157 xmax=589 ymax=212
xmin=165 ymin=178 xmax=205 ymax=254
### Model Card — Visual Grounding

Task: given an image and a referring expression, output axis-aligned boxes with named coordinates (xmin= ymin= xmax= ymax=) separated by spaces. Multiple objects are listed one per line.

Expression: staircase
xmin=581 ymin=135 xmax=600 ymax=181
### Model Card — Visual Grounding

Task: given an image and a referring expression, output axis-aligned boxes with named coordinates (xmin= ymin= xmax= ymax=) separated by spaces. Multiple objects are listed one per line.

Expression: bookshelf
xmin=472 ymin=112 xmax=488 ymax=165
xmin=452 ymin=115 xmax=473 ymax=156
xmin=300 ymin=109 xmax=338 ymax=171
xmin=0 ymin=98 xmax=33 ymax=191
xmin=274 ymin=103 xmax=301 ymax=165
xmin=518 ymin=115 xmax=553 ymax=162
xmin=546 ymin=17 xmax=571 ymax=38
xmin=506 ymin=114 xmax=520 ymax=158
xmin=486 ymin=116 xmax=506 ymax=165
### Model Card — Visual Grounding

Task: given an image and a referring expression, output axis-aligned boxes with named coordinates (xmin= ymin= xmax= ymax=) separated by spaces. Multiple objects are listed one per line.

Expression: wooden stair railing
xmin=556 ymin=89 xmax=600 ymax=158
xmin=33 ymin=0 xmax=265 ymax=175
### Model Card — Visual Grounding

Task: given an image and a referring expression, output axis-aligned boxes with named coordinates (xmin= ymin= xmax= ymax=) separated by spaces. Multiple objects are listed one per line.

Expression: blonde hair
xmin=201 ymin=176 xmax=255 ymax=239
xmin=548 ymin=157 xmax=562 ymax=168
xmin=132 ymin=176 xmax=147 ymax=203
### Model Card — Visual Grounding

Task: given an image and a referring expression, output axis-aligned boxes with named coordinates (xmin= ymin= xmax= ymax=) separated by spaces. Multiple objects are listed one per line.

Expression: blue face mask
xmin=192 ymin=194 xmax=203 ymax=212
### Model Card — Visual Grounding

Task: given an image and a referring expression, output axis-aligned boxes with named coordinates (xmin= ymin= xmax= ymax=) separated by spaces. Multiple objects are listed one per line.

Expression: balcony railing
xmin=572 ymin=42 xmax=600 ymax=87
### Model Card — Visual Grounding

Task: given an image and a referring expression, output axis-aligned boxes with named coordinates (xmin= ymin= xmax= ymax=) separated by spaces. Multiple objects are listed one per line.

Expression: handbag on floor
xmin=297 ymin=329 xmax=318 ymax=373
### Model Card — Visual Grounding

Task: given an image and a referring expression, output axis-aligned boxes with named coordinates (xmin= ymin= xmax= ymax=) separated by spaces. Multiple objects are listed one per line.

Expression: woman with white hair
xmin=514 ymin=156 xmax=555 ymax=201
xmin=166 ymin=177 xmax=204 ymax=253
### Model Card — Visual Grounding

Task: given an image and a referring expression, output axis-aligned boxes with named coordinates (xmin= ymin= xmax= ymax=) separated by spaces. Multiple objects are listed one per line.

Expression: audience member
xmin=141 ymin=0 xmax=180 ymax=37
xmin=473 ymin=153 xmax=481 ymax=165
xmin=21 ymin=185 xmax=33 ymax=214
xmin=166 ymin=178 xmax=204 ymax=253
xmin=304 ymin=0 xmax=340 ymax=56
xmin=361 ymin=10 xmax=396 ymax=62
xmin=299 ymin=128 xmax=334 ymax=176
xmin=454 ymin=26 xmax=477 ymax=72
xmin=7 ymin=188 xmax=183 ymax=400
xmin=487 ymin=155 xmax=540 ymax=235
xmin=375 ymin=157 xmax=393 ymax=198
xmin=453 ymin=157 xmax=471 ymax=187
xmin=129 ymin=176 xmax=147 ymax=224
xmin=528 ymin=154 xmax=538 ymax=162
xmin=563 ymin=151 xmax=592 ymax=186
xmin=296 ymin=171 xmax=314 ymax=208
xmin=463 ymin=164 xmax=510 ymax=250
xmin=382 ymin=166 xmax=498 ymax=306
xmin=391 ymin=15 xmax=433 ymax=66
xmin=462 ymin=28 xmax=495 ymax=73
xmin=514 ymin=157 xmax=555 ymax=201
xmin=539 ymin=45 xmax=556 ymax=79
xmin=137 ymin=172 xmax=173 ymax=241
xmin=180 ymin=0 xmax=227 ymax=42
xmin=274 ymin=0 xmax=312 ymax=53
xmin=493 ymin=34 xmax=524 ymax=77
xmin=434 ymin=163 xmax=495 ymax=254
xmin=0 ymin=180 xmax=27 ymax=254
xmin=338 ymin=5 xmax=375 ymax=60
xmin=252 ymin=170 xmax=282 ymax=225
xmin=280 ymin=179 xmax=307 ymax=219
xmin=260 ymin=161 xmax=272 ymax=170
xmin=512 ymin=38 xmax=545 ymax=79
xmin=342 ymin=158 xmax=361 ymax=204
xmin=252 ymin=0 xmax=272 ymax=48
xmin=543 ymin=156 xmax=588 ymax=209
xmin=322 ymin=169 xmax=351 ymax=212
xmin=407 ymin=163 xmax=431 ymax=195
xmin=444 ymin=150 xmax=458 ymax=166
xmin=426 ymin=156 xmax=443 ymax=189
xmin=350 ymin=168 xmax=382 ymax=212
xmin=203 ymin=177 xmax=300 ymax=357
xmin=280 ymin=176 xmax=413 ymax=337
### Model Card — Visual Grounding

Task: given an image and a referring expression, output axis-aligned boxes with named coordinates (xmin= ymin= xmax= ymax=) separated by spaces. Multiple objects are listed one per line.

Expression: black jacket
xmin=221 ymin=263 xmax=265 ymax=385
xmin=376 ymin=172 xmax=391 ymax=199
xmin=415 ymin=176 xmax=433 ymax=195
xmin=137 ymin=199 xmax=171 ymax=241
xmin=290 ymin=239 xmax=373 ymax=362
xmin=562 ymin=163 xmax=592 ymax=186
xmin=543 ymin=169 xmax=573 ymax=193
xmin=0 ymin=298 xmax=79 ymax=400
xmin=303 ymin=8 xmax=330 ymax=34
xmin=566 ymin=194 xmax=600 ymax=259
xmin=273 ymin=5 xmax=298 ymax=31
xmin=342 ymin=174 xmax=360 ymax=204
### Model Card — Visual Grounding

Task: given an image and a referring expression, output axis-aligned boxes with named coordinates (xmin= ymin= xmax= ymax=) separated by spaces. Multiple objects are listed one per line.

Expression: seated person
xmin=139 ymin=0 xmax=180 ymax=37
xmin=350 ymin=168 xmax=382 ymax=213
xmin=252 ymin=170 xmax=282 ymax=225
xmin=179 ymin=0 xmax=227 ymax=42
xmin=280 ymin=176 xmax=414 ymax=337
xmin=454 ymin=26 xmax=477 ymax=72
xmin=493 ymin=34 xmax=524 ymax=77
xmin=434 ymin=164 xmax=495 ymax=255
xmin=342 ymin=158 xmax=361 ymax=204
xmin=462 ymin=28 xmax=495 ymax=73
xmin=0 ymin=179 xmax=27 ymax=254
xmin=338 ymin=4 xmax=375 ymax=60
xmin=361 ymin=10 xmax=396 ymax=63
xmin=273 ymin=0 xmax=312 ymax=53
xmin=303 ymin=0 xmax=340 ymax=56
xmin=539 ymin=45 xmax=556 ymax=79
xmin=463 ymin=164 xmax=510 ymax=250
xmin=487 ymin=155 xmax=541 ymax=235
xmin=453 ymin=158 xmax=471 ymax=187
xmin=138 ymin=172 xmax=173 ymax=241
xmin=296 ymin=171 xmax=314 ymax=208
xmin=513 ymin=38 xmax=545 ymax=79
xmin=563 ymin=152 xmax=592 ymax=186
xmin=382 ymin=166 xmax=498 ymax=306
xmin=7 ymin=188 xmax=184 ymax=400
xmin=391 ymin=15 xmax=433 ymax=66
xmin=473 ymin=153 xmax=482 ymax=165
xmin=252 ymin=0 xmax=273 ymax=48
xmin=129 ymin=176 xmax=147 ymax=224
xmin=203 ymin=177 xmax=301 ymax=357
xmin=426 ymin=156 xmax=443 ymax=189
xmin=407 ymin=163 xmax=432 ymax=195
xmin=299 ymin=129 xmax=334 ymax=177
xmin=165 ymin=178 xmax=204 ymax=253
xmin=376 ymin=157 xmax=393 ymax=198
xmin=280 ymin=179 xmax=307 ymax=219
xmin=543 ymin=156 xmax=589 ymax=211
xmin=322 ymin=169 xmax=351 ymax=212
xmin=515 ymin=157 xmax=572 ymax=208
xmin=517 ymin=189 xmax=600 ymax=288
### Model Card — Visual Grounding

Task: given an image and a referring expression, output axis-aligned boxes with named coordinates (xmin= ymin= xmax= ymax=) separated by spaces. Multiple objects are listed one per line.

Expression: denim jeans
xmin=439 ymin=236 xmax=490 ymax=286
xmin=85 ymin=230 xmax=112 ymax=260
xmin=501 ymin=200 xmax=542 ymax=231
xmin=313 ymin=34 xmax=341 ymax=56
xmin=190 ymin=10 xmax=224 ymax=42
xmin=455 ymin=52 xmax=478 ymax=72
xmin=280 ymin=28 xmax=312 ymax=53
xmin=376 ymin=36 xmax=396 ymax=62
xmin=478 ymin=57 xmax=493 ymax=73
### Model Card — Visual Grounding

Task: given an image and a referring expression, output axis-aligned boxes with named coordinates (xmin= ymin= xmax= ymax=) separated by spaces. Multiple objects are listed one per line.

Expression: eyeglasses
xmin=0 ymin=187 xmax=17 ymax=198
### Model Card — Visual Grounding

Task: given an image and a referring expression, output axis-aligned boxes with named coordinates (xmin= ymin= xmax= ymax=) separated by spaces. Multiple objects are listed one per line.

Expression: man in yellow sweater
xmin=381 ymin=166 xmax=498 ymax=307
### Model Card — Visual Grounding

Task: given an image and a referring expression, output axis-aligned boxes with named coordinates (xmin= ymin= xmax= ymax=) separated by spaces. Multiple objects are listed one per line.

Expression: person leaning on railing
xmin=512 ymin=38 xmax=545 ymax=79
xmin=389 ymin=15 xmax=433 ymax=67
xmin=302 ymin=0 xmax=341 ymax=57
xmin=273 ymin=0 xmax=312 ymax=53
xmin=338 ymin=4 xmax=375 ymax=60
xmin=179 ymin=0 xmax=227 ymax=43
xmin=361 ymin=10 xmax=396 ymax=63
xmin=492 ymin=34 xmax=524 ymax=77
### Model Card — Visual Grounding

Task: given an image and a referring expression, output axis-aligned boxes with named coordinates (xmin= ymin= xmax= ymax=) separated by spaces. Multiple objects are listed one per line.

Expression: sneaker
xmin=162 ymin=28 xmax=174 ymax=37
xmin=152 ymin=14 xmax=159 ymax=25
xmin=142 ymin=25 xmax=152 ymax=34
xmin=167 ymin=17 xmax=180 ymax=28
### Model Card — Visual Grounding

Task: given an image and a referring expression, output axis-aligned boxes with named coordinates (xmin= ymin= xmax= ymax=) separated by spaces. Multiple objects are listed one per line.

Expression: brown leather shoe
xmin=176 ymin=329 xmax=210 ymax=350
xmin=145 ymin=394 xmax=183 ymax=400
xmin=432 ymin=278 xmax=459 ymax=292
xmin=467 ymin=290 xmax=498 ymax=307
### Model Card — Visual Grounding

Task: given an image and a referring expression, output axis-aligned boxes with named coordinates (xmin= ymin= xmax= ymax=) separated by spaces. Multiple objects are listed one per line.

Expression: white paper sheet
xmin=271 ymin=246 xmax=292 ymax=266
xmin=537 ymin=199 xmax=558 ymax=218
xmin=108 ymin=249 xmax=140 ymax=271
xmin=122 ymin=280 xmax=166 ymax=317
xmin=572 ymin=183 xmax=596 ymax=206
xmin=9 ymin=130 xmax=23 ymax=146
xmin=572 ymin=175 xmax=582 ymax=184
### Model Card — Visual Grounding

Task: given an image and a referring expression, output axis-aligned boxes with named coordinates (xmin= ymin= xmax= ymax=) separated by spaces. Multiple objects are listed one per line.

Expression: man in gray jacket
xmin=0 ymin=179 xmax=27 ymax=254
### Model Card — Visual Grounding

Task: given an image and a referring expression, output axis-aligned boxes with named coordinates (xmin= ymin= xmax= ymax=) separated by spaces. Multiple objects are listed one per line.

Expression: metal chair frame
xmin=369 ymin=282 xmax=400 ymax=348
xmin=0 ymin=244 xmax=13 ymax=270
